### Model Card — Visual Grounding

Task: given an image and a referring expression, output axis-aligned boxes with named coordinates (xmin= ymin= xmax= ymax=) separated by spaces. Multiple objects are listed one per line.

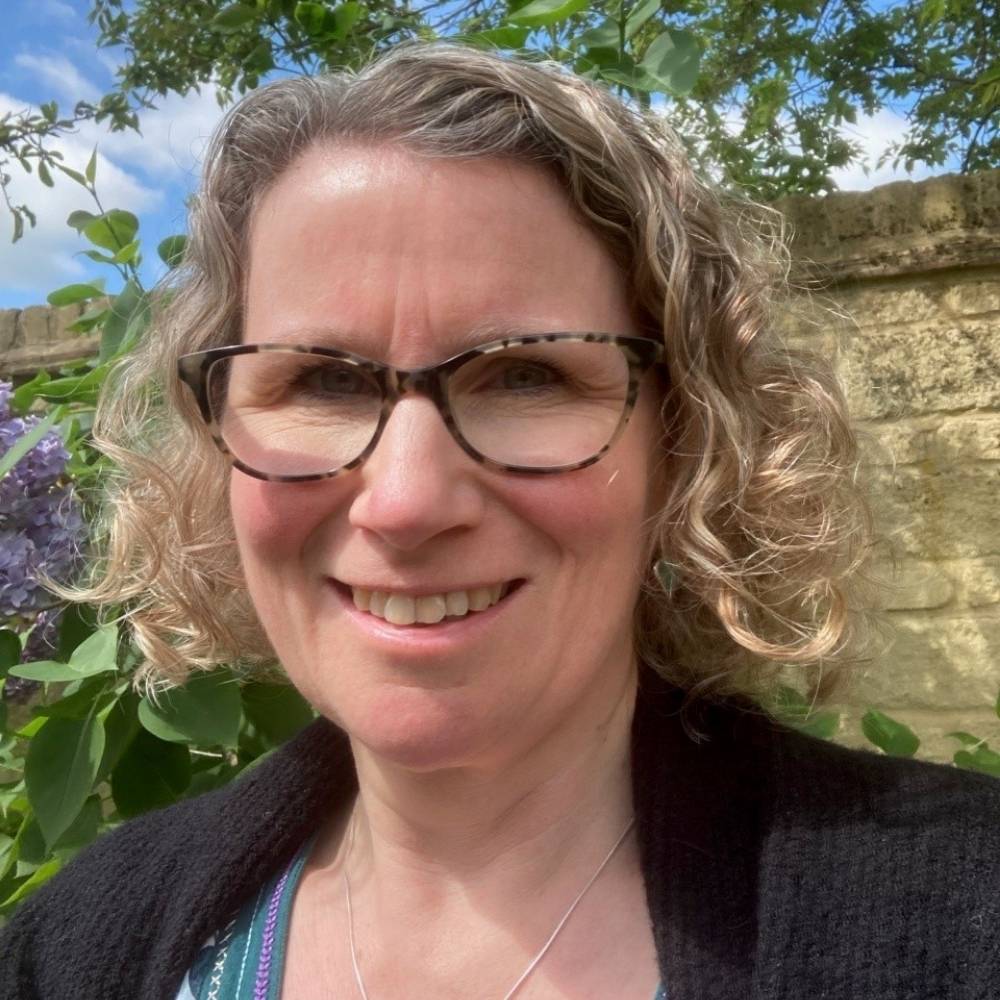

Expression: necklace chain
xmin=343 ymin=810 xmax=636 ymax=1000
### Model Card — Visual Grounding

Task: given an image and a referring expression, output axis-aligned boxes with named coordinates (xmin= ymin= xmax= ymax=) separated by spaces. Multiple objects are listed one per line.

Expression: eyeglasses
xmin=177 ymin=333 xmax=665 ymax=482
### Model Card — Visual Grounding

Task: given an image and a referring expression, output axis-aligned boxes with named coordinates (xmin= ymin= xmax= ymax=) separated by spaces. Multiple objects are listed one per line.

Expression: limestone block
xmin=16 ymin=305 xmax=54 ymax=345
xmin=778 ymin=170 xmax=1000 ymax=281
xmin=842 ymin=320 xmax=1000 ymax=419
xmin=868 ymin=464 xmax=1000 ymax=559
xmin=858 ymin=414 xmax=1000 ymax=466
xmin=851 ymin=611 xmax=1000 ymax=710
xmin=953 ymin=557 xmax=1000 ymax=608
xmin=838 ymin=283 xmax=942 ymax=329
xmin=0 ymin=336 xmax=101 ymax=379
xmin=943 ymin=279 xmax=1000 ymax=318
xmin=0 ymin=309 xmax=18 ymax=353
xmin=871 ymin=559 xmax=954 ymax=611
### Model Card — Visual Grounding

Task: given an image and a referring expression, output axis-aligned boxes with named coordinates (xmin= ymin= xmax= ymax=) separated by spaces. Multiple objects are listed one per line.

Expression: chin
xmin=340 ymin=684 xmax=496 ymax=772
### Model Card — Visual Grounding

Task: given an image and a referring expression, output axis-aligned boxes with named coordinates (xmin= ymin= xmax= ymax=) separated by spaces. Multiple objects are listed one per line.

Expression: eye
xmin=496 ymin=361 xmax=563 ymax=391
xmin=295 ymin=361 xmax=376 ymax=398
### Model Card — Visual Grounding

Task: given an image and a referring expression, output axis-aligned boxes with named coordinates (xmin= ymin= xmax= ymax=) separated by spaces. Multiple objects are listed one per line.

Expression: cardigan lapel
xmin=632 ymin=665 xmax=773 ymax=1000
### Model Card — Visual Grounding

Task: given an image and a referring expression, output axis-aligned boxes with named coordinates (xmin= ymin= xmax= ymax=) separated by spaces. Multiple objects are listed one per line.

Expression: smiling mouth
xmin=331 ymin=579 xmax=525 ymax=627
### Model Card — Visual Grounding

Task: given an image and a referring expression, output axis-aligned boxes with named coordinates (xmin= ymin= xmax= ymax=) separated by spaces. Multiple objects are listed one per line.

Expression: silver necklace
xmin=343 ymin=810 xmax=636 ymax=1000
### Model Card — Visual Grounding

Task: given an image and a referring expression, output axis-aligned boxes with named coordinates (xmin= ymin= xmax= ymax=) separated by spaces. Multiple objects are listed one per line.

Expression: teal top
xmin=174 ymin=834 xmax=668 ymax=1000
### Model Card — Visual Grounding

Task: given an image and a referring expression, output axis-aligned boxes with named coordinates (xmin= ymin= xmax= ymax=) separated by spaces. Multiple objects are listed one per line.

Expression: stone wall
xmin=777 ymin=169 xmax=1000 ymax=759
xmin=2 ymin=170 xmax=998 ymax=762
xmin=0 ymin=302 xmax=101 ymax=379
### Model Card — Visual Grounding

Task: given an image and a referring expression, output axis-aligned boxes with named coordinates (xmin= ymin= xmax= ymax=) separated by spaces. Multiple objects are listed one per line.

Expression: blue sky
xmin=1 ymin=0 xmax=958 ymax=309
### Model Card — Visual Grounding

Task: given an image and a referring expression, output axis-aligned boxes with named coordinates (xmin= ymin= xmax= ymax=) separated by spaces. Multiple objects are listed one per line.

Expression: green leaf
xmin=294 ymin=1 xmax=328 ymax=33
xmin=111 ymin=729 xmax=191 ymax=818
xmin=95 ymin=687 xmax=141 ymax=785
xmin=24 ymin=716 xmax=105 ymax=849
xmin=8 ymin=624 xmax=118 ymax=683
xmin=861 ymin=709 xmax=920 ymax=757
xmin=58 ymin=165 xmax=88 ymax=187
xmin=212 ymin=3 xmax=259 ymax=31
xmin=947 ymin=731 xmax=986 ymax=747
xmin=639 ymin=28 xmax=701 ymax=95
xmin=82 ymin=210 xmax=139 ymax=253
xmin=508 ymin=0 xmax=589 ymax=28
xmin=0 ymin=410 xmax=58 ymax=482
xmin=111 ymin=239 xmax=140 ymax=265
xmin=576 ymin=19 xmax=620 ymax=49
xmin=242 ymin=683 xmax=316 ymax=745
xmin=56 ymin=604 xmax=97 ymax=663
xmin=51 ymin=794 xmax=101 ymax=860
xmin=84 ymin=147 xmax=97 ymax=185
xmin=10 ymin=371 xmax=50 ymax=413
xmin=624 ymin=0 xmax=660 ymax=39
xmin=66 ymin=306 xmax=111 ymax=334
xmin=768 ymin=684 xmax=839 ymax=740
xmin=37 ymin=161 xmax=54 ymax=188
xmin=332 ymin=1 xmax=363 ymax=37
xmin=66 ymin=210 xmax=99 ymax=233
xmin=138 ymin=671 xmax=243 ymax=748
xmin=157 ymin=234 xmax=187 ymax=268
xmin=0 ymin=858 xmax=62 ymax=912
xmin=80 ymin=248 xmax=118 ymax=265
xmin=0 ymin=631 xmax=21 ymax=680
xmin=954 ymin=745 xmax=1000 ymax=778
xmin=46 ymin=282 xmax=105 ymax=307
xmin=100 ymin=279 xmax=148 ymax=363
xmin=34 ymin=675 xmax=117 ymax=721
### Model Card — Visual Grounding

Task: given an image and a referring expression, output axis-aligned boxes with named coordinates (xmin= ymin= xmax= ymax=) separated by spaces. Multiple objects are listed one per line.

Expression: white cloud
xmin=38 ymin=0 xmax=77 ymax=20
xmin=14 ymin=53 xmax=101 ymax=104
xmin=0 ymin=91 xmax=161 ymax=296
xmin=829 ymin=108 xmax=940 ymax=192
xmin=94 ymin=85 xmax=227 ymax=182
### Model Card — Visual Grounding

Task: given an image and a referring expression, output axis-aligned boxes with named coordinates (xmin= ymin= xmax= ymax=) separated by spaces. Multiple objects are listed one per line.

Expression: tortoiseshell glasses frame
xmin=176 ymin=332 xmax=666 ymax=483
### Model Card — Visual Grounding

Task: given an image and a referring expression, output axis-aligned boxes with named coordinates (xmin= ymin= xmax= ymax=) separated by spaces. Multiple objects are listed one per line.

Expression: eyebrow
xmin=269 ymin=319 xmax=573 ymax=357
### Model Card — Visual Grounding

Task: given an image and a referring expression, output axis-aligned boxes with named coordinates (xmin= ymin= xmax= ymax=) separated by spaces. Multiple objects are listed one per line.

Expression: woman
xmin=2 ymin=41 xmax=998 ymax=1000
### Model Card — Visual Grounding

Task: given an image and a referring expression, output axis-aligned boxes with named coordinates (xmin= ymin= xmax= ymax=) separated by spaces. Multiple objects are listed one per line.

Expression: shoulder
xmin=0 ymin=716 xmax=355 ymax=1000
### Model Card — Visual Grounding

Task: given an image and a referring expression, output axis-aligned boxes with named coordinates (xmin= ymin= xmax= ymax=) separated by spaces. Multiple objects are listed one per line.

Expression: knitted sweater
xmin=2 ymin=666 xmax=999 ymax=1000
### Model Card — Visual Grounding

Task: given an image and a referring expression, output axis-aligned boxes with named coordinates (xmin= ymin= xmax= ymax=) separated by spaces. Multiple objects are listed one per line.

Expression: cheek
xmin=228 ymin=474 xmax=337 ymax=560
xmin=507 ymin=463 xmax=652 ymax=574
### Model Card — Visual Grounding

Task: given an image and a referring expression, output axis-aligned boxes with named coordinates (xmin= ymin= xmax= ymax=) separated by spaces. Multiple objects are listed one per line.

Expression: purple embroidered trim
xmin=254 ymin=866 xmax=292 ymax=1000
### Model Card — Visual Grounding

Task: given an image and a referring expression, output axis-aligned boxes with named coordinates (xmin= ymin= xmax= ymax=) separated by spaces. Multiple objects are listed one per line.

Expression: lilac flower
xmin=0 ymin=380 xmax=88 ymax=636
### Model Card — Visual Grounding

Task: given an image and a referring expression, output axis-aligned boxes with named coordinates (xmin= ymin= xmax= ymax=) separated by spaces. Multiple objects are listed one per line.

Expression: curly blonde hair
xmin=47 ymin=40 xmax=873 ymax=705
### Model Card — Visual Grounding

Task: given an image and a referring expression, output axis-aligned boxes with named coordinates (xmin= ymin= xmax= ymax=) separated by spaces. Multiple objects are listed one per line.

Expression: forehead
xmin=243 ymin=144 xmax=638 ymax=366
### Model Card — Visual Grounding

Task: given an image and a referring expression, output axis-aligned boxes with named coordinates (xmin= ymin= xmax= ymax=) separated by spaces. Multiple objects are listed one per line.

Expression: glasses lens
xmin=449 ymin=340 xmax=630 ymax=468
xmin=208 ymin=351 xmax=382 ymax=476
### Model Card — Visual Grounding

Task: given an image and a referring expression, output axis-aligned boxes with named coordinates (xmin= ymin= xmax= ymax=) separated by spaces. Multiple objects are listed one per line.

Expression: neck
xmin=313 ymin=667 xmax=638 ymax=910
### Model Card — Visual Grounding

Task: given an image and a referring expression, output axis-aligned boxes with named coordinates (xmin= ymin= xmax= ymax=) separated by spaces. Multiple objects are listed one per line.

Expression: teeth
xmin=445 ymin=590 xmax=469 ymax=617
xmin=350 ymin=583 xmax=509 ymax=625
xmin=468 ymin=587 xmax=492 ymax=612
xmin=416 ymin=594 xmax=447 ymax=624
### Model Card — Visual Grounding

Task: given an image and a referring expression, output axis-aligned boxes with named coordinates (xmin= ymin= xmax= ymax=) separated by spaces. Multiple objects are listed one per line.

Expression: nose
xmin=347 ymin=395 xmax=487 ymax=552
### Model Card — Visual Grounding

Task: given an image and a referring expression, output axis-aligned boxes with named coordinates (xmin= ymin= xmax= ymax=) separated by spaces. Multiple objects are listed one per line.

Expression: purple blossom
xmin=0 ymin=380 xmax=88 ymax=631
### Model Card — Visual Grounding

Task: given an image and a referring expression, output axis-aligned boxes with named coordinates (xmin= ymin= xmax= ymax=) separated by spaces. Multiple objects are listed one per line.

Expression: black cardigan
xmin=2 ymin=666 xmax=999 ymax=999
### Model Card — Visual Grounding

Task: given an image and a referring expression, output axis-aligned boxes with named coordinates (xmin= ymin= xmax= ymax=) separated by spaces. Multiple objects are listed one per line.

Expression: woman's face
xmin=230 ymin=143 xmax=664 ymax=771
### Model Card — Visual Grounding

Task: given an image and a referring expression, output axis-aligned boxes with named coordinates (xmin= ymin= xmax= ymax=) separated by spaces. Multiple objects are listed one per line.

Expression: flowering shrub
xmin=0 ymin=382 xmax=87 ymax=703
